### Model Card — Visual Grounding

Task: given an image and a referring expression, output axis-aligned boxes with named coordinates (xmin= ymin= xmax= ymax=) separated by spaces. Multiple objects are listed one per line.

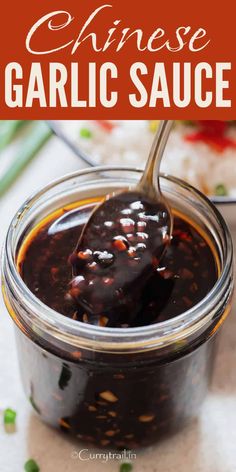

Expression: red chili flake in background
xmin=94 ymin=120 xmax=115 ymax=132
xmin=184 ymin=121 xmax=236 ymax=152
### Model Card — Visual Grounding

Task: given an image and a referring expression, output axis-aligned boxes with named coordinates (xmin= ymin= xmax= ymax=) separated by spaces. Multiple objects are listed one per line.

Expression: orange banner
xmin=0 ymin=0 xmax=235 ymax=118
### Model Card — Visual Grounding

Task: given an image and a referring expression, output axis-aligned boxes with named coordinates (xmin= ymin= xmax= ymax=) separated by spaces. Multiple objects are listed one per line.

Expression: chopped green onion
xmin=4 ymin=408 xmax=17 ymax=425
xmin=0 ymin=121 xmax=52 ymax=197
xmin=215 ymin=184 xmax=228 ymax=196
xmin=120 ymin=464 xmax=133 ymax=472
xmin=80 ymin=128 xmax=92 ymax=138
xmin=24 ymin=459 xmax=40 ymax=472
xmin=0 ymin=120 xmax=28 ymax=150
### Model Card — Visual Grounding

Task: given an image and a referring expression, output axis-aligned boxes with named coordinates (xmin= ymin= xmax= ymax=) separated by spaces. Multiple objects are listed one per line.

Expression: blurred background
xmin=1 ymin=120 xmax=236 ymax=204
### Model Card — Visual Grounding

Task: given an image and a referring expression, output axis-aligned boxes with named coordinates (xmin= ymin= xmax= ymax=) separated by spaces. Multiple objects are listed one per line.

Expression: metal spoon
xmin=69 ymin=120 xmax=174 ymax=327
xmin=137 ymin=120 xmax=173 ymax=209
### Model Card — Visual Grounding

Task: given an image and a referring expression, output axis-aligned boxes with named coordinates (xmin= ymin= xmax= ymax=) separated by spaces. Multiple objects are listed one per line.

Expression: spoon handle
xmin=138 ymin=120 xmax=174 ymax=197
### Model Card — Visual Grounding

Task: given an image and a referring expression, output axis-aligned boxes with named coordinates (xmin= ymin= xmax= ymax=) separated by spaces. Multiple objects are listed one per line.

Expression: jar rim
xmin=2 ymin=166 xmax=234 ymax=352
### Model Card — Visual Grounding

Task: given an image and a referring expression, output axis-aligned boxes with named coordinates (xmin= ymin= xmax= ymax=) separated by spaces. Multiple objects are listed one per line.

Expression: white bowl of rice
xmin=48 ymin=120 xmax=236 ymax=226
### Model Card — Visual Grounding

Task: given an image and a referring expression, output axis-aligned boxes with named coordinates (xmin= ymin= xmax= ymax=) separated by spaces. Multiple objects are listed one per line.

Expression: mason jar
xmin=1 ymin=167 xmax=234 ymax=448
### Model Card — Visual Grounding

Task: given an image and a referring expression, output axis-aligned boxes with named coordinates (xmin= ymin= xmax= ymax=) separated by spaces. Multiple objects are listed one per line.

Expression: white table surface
xmin=0 ymin=134 xmax=236 ymax=472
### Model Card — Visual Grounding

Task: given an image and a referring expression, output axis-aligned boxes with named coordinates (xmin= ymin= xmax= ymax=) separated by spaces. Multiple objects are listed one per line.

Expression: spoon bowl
xmin=69 ymin=120 xmax=174 ymax=327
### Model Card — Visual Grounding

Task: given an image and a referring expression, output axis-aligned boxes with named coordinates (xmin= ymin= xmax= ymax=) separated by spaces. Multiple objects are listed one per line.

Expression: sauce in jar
xmin=18 ymin=198 xmax=218 ymax=327
xmin=12 ymin=198 xmax=221 ymax=448
xmin=2 ymin=164 xmax=232 ymax=450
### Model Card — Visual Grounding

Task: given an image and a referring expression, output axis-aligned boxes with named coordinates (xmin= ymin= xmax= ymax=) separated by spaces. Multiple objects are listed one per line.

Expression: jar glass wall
xmin=1 ymin=167 xmax=234 ymax=448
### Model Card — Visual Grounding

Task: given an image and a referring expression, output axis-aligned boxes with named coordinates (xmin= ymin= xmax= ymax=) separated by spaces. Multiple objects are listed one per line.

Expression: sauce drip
xmin=69 ymin=191 xmax=170 ymax=326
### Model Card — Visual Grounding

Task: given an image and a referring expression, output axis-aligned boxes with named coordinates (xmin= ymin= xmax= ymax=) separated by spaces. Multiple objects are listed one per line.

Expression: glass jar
xmin=1 ymin=167 xmax=234 ymax=449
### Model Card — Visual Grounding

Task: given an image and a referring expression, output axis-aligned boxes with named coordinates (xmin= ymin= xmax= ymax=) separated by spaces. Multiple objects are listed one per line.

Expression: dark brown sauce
xmin=15 ymin=199 xmax=222 ymax=448
xmin=70 ymin=191 xmax=171 ymax=326
xmin=19 ymin=201 xmax=218 ymax=328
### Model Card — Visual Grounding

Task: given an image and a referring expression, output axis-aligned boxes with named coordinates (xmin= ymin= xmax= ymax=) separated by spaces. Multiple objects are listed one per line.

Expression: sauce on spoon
xmin=69 ymin=121 xmax=173 ymax=326
xmin=69 ymin=191 xmax=171 ymax=326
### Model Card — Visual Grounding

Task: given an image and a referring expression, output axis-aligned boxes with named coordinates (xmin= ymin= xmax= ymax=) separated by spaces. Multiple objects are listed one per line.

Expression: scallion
xmin=24 ymin=459 xmax=40 ymax=472
xmin=0 ymin=121 xmax=52 ymax=197
xmin=215 ymin=184 xmax=228 ymax=196
xmin=3 ymin=408 xmax=17 ymax=425
xmin=0 ymin=120 xmax=28 ymax=150
xmin=120 ymin=463 xmax=133 ymax=472
xmin=80 ymin=128 xmax=92 ymax=138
